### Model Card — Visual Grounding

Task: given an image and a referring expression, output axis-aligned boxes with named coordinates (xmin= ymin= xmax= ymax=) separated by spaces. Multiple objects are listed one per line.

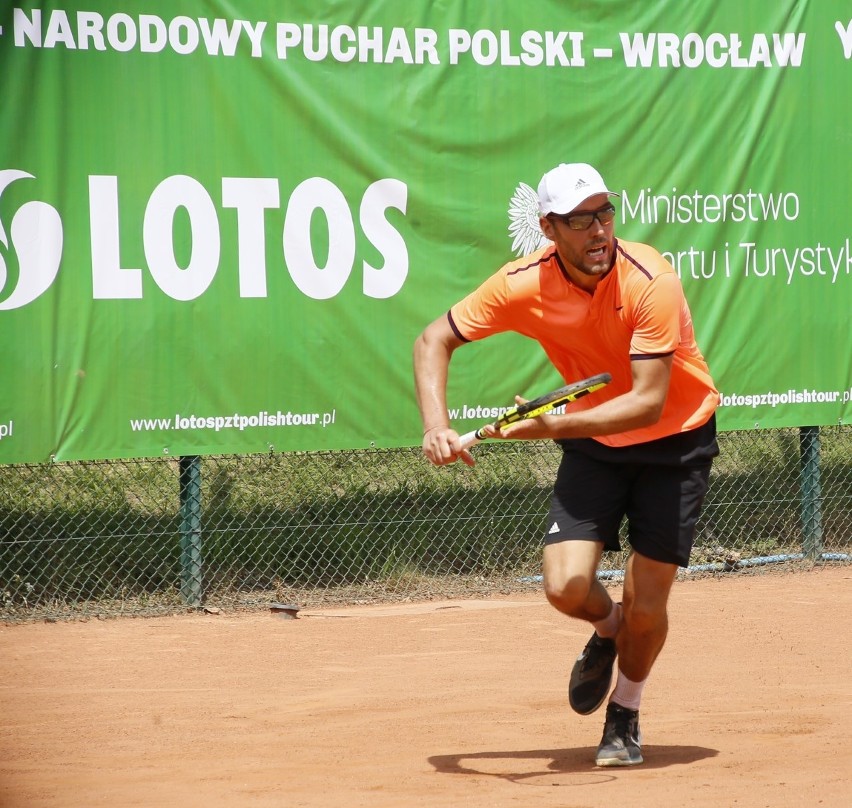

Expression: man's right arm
xmin=413 ymin=315 xmax=474 ymax=466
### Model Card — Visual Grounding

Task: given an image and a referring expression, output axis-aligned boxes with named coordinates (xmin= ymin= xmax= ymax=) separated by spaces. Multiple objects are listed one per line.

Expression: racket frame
xmin=458 ymin=372 xmax=612 ymax=450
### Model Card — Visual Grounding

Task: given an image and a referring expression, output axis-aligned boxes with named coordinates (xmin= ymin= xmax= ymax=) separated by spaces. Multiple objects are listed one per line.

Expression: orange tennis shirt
xmin=448 ymin=239 xmax=719 ymax=447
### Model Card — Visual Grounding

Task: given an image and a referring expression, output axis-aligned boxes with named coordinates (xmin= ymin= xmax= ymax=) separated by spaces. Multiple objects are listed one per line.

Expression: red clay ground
xmin=1 ymin=567 xmax=849 ymax=808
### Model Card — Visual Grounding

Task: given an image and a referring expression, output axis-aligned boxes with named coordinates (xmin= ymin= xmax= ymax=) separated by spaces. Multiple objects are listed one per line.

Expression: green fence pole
xmin=798 ymin=426 xmax=823 ymax=560
xmin=179 ymin=455 xmax=203 ymax=606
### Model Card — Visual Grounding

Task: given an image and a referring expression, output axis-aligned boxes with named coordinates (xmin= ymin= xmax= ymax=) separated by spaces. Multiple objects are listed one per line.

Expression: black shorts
xmin=544 ymin=415 xmax=718 ymax=567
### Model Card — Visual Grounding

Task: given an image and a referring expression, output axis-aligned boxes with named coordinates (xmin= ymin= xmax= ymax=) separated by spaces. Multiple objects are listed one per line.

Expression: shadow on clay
xmin=428 ymin=744 xmax=718 ymax=785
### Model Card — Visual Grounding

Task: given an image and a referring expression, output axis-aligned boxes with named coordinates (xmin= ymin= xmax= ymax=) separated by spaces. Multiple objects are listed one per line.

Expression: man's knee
xmin=543 ymin=570 xmax=595 ymax=615
xmin=622 ymin=598 xmax=666 ymax=635
xmin=622 ymin=551 xmax=678 ymax=631
xmin=542 ymin=539 xmax=604 ymax=616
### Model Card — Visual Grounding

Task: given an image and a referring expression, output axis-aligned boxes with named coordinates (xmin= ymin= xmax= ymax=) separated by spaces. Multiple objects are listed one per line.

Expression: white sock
xmin=592 ymin=601 xmax=622 ymax=639
xmin=609 ymin=671 xmax=647 ymax=711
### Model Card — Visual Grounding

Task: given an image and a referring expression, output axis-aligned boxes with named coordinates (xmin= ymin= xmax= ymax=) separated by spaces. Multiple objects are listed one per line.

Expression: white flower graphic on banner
xmin=507 ymin=181 xmax=550 ymax=257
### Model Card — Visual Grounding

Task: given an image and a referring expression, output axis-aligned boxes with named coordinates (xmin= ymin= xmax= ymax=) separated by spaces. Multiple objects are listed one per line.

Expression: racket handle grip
xmin=458 ymin=428 xmax=485 ymax=451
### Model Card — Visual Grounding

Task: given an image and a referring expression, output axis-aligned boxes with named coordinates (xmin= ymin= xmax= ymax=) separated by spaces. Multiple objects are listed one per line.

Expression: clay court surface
xmin=1 ymin=567 xmax=849 ymax=808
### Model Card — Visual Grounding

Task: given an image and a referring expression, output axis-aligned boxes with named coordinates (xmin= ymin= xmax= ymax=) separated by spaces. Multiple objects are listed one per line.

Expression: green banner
xmin=1 ymin=1 xmax=850 ymax=462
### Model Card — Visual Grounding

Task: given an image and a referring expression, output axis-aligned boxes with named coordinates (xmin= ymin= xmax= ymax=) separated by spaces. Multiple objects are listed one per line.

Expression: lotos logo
xmin=0 ymin=170 xmax=64 ymax=310
xmin=0 ymin=170 xmax=409 ymax=307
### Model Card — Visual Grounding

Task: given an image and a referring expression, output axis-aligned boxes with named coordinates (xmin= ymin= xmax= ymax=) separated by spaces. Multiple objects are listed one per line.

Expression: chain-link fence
xmin=1 ymin=426 xmax=850 ymax=621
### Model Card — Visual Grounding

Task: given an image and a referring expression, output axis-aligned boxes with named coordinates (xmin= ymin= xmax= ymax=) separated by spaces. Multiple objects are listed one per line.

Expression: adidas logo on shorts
xmin=548 ymin=522 xmax=560 ymax=535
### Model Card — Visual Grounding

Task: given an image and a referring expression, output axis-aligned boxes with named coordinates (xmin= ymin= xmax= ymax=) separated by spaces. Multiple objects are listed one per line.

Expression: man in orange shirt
xmin=413 ymin=162 xmax=719 ymax=767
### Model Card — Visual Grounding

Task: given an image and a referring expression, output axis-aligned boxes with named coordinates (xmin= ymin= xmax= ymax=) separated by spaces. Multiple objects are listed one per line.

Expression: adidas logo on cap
xmin=537 ymin=162 xmax=617 ymax=216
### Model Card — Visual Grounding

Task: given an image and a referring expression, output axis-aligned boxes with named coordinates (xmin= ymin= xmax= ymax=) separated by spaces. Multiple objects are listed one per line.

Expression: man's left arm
xmin=492 ymin=354 xmax=673 ymax=441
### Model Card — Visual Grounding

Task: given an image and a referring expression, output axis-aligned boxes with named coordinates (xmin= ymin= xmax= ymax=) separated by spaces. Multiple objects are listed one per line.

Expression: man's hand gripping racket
xmin=458 ymin=373 xmax=612 ymax=451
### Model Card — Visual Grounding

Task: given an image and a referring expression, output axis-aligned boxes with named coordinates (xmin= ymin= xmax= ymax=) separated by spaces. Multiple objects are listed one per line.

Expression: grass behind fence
xmin=1 ymin=427 xmax=850 ymax=618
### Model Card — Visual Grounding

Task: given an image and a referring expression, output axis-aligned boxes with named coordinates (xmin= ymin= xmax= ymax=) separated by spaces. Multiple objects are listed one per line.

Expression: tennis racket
xmin=458 ymin=372 xmax=611 ymax=451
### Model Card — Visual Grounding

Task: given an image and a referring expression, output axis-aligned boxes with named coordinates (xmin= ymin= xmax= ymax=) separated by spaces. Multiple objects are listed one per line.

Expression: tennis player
xmin=413 ymin=162 xmax=719 ymax=766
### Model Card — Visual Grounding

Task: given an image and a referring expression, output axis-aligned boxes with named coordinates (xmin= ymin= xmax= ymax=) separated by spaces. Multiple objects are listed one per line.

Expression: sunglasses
xmin=549 ymin=204 xmax=616 ymax=231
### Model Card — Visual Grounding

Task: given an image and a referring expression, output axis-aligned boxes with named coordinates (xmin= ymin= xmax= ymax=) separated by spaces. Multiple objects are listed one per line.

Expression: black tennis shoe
xmin=595 ymin=702 xmax=643 ymax=766
xmin=568 ymin=632 xmax=617 ymax=714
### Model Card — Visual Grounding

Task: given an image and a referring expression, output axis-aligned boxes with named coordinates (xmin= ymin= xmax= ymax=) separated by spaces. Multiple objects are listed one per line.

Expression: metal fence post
xmin=798 ymin=426 xmax=823 ymax=560
xmin=179 ymin=455 xmax=203 ymax=606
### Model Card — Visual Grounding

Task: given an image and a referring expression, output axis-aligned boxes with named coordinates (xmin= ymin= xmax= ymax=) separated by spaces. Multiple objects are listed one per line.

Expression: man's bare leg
xmin=617 ymin=551 xmax=678 ymax=683
xmin=596 ymin=551 xmax=679 ymax=767
xmin=543 ymin=540 xmax=622 ymax=715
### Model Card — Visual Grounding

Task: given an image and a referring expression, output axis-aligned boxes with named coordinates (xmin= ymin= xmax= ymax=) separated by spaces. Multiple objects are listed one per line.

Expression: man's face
xmin=539 ymin=193 xmax=616 ymax=281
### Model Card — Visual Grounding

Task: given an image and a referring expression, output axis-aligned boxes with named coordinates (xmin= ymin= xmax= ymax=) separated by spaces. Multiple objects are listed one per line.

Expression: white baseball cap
xmin=537 ymin=162 xmax=618 ymax=215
